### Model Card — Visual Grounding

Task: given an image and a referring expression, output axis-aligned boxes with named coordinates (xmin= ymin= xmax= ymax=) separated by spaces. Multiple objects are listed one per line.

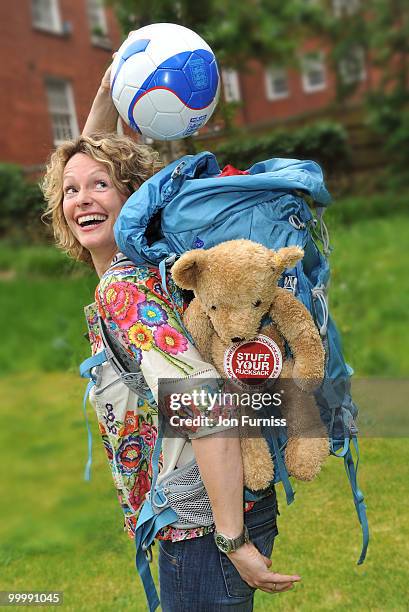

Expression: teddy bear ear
xmin=271 ymin=246 xmax=304 ymax=273
xmin=171 ymin=250 xmax=207 ymax=290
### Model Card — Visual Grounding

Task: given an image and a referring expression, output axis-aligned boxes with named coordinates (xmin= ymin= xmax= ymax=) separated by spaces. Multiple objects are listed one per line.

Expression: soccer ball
xmin=110 ymin=23 xmax=220 ymax=141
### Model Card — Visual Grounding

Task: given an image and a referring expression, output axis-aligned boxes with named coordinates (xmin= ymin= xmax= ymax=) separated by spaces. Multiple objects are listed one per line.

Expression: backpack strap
xmin=344 ymin=437 xmax=369 ymax=565
xmin=331 ymin=436 xmax=369 ymax=564
xmin=264 ymin=425 xmax=295 ymax=506
xmin=79 ymin=350 xmax=108 ymax=480
xmin=98 ymin=316 xmax=154 ymax=402
xmin=158 ymin=254 xmax=195 ymax=345
xmin=134 ymin=415 xmax=178 ymax=612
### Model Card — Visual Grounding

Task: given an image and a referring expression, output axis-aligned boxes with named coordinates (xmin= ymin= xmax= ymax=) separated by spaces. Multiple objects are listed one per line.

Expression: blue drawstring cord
xmin=79 ymin=350 xmax=107 ymax=481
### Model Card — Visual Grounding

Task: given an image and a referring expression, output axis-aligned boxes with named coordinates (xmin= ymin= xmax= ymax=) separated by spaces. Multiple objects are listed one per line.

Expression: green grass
xmin=329 ymin=213 xmax=409 ymax=376
xmin=0 ymin=372 xmax=407 ymax=610
xmin=0 ymin=266 xmax=95 ymax=376
xmin=1 ymin=211 xmax=408 ymax=378
xmin=1 ymin=200 xmax=409 ymax=610
xmin=0 ymin=373 xmax=409 ymax=611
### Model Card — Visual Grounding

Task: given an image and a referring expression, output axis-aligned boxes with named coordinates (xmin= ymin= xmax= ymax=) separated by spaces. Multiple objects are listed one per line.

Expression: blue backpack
xmin=82 ymin=152 xmax=368 ymax=611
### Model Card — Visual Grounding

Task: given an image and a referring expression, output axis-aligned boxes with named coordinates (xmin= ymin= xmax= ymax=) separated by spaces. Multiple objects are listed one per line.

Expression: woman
xmin=41 ymin=64 xmax=300 ymax=611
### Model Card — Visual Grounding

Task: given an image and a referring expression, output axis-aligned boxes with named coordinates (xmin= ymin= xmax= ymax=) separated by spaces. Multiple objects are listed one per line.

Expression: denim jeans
xmin=158 ymin=491 xmax=279 ymax=612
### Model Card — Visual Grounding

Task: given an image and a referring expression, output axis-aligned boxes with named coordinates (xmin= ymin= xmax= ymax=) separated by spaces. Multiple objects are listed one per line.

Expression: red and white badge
xmin=224 ymin=334 xmax=282 ymax=389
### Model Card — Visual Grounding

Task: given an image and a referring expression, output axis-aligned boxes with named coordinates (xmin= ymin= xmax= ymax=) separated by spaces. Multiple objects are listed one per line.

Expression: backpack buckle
xmin=171 ymin=161 xmax=186 ymax=179
xmin=283 ymin=275 xmax=298 ymax=293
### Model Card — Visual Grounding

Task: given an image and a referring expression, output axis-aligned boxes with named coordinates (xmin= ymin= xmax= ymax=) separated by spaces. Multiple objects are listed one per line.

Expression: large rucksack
xmin=81 ymin=152 xmax=368 ymax=611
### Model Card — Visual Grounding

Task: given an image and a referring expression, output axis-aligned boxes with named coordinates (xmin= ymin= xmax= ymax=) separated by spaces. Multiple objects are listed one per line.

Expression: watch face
xmin=215 ymin=534 xmax=230 ymax=553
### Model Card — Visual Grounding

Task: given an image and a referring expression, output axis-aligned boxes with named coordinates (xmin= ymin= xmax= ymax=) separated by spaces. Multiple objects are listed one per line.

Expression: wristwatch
xmin=214 ymin=525 xmax=250 ymax=554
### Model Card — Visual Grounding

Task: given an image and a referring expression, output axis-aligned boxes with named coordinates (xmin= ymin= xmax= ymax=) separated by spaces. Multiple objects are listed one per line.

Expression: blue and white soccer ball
xmin=110 ymin=23 xmax=220 ymax=141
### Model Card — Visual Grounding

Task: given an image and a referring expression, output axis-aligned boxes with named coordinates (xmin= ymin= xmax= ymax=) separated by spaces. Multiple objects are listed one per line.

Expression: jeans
xmin=158 ymin=491 xmax=279 ymax=612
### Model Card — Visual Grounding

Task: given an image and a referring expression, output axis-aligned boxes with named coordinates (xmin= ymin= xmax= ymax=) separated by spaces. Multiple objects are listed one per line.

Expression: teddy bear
xmin=172 ymin=239 xmax=329 ymax=491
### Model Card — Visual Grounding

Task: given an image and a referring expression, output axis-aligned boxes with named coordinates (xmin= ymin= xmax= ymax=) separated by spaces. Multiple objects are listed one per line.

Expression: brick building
xmin=0 ymin=0 xmax=121 ymax=171
xmin=219 ymin=0 xmax=371 ymax=132
xmin=0 ymin=0 xmax=371 ymax=171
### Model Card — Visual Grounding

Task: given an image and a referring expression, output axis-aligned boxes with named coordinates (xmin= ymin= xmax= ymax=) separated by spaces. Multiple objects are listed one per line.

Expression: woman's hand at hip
xmin=228 ymin=542 xmax=301 ymax=594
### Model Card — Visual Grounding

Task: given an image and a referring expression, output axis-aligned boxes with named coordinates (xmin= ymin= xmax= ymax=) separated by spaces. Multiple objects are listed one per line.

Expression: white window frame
xmin=45 ymin=78 xmax=79 ymax=145
xmin=332 ymin=0 xmax=360 ymax=17
xmin=339 ymin=47 xmax=366 ymax=84
xmin=301 ymin=52 xmax=326 ymax=93
xmin=32 ymin=0 xmax=62 ymax=33
xmin=87 ymin=0 xmax=109 ymax=45
xmin=265 ymin=67 xmax=290 ymax=101
xmin=221 ymin=69 xmax=241 ymax=103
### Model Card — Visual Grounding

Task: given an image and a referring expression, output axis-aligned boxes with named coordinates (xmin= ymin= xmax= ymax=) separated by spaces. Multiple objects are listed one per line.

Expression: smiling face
xmin=62 ymin=153 xmax=128 ymax=274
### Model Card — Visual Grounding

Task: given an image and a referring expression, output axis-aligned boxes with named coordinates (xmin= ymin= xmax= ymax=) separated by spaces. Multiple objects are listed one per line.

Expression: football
xmin=110 ymin=23 xmax=220 ymax=141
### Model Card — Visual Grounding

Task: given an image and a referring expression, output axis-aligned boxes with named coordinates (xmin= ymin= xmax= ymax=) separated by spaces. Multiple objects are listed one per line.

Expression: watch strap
xmin=214 ymin=525 xmax=249 ymax=553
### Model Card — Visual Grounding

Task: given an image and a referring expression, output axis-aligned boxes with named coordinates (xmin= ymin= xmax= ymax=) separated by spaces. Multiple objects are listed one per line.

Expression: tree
xmin=107 ymin=0 xmax=325 ymax=68
xmin=323 ymin=0 xmax=409 ymax=181
xmin=106 ymin=0 xmax=327 ymax=158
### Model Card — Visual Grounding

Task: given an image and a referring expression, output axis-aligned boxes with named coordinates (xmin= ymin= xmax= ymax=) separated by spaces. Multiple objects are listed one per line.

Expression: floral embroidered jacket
xmin=84 ymin=254 xmax=255 ymax=542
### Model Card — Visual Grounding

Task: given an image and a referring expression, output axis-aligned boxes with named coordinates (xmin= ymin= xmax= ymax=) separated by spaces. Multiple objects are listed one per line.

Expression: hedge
xmin=211 ymin=121 xmax=351 ymax=175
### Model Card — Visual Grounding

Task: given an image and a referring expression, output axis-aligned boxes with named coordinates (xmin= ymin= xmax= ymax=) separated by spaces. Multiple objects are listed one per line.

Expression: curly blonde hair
xmin=41 ymin=132 xmax=162 ymax=265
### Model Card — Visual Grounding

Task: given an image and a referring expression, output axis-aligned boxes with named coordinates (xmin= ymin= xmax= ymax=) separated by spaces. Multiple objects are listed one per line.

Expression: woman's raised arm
xmin=82 ymin=62 xmax=119 ymax=135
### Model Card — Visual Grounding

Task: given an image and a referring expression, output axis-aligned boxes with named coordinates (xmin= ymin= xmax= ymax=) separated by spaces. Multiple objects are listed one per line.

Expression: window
xmin=339 ymin=47 xmax=366 ymax=84
xmin=45 ymin=79 xmax=79 ymax=144
xmin=222 ymin=69 xmax=241 ymax=102
xmin=301 ymin=53 xmax=326 ymax=93
xmin=87 ymin=0 xmax=110 ymax=45
xmin=332 ymin=0 xmax=360 ymax=17
xmin=32 ymin=0 xmax=62 ymax=33
xmin=265 ymin=67 xmax=289 ymax=101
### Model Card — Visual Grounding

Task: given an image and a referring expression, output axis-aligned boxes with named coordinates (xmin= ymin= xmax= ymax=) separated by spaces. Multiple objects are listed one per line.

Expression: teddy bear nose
xmin=231 ymin=336 xmax=244 ymax=343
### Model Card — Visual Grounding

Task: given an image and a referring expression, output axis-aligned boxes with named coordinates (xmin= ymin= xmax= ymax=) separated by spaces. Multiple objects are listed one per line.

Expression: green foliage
xmin=325 ymin=191 xmax=409 ymax=226
xmin=366 ymin=94 xmax=409 ymax=185
xmin=107 ymin=0 xmax=326 ymax=67
xmin=106 ymin=0 xmax=327 ymax=139
xmin=0 ymin=242 xmax=92 ymax=277
xmin=0 ymin=270 xmax=95 ymax=375
xmin=0 ymin=163 xmax=46 ymax=239
xmin=211 ymin=121 xmax=350 ymax=174
xmin=324 ymin=0 xmax=409 ymax=183
xmin=0 ymin=243 xmax=94 ymax=376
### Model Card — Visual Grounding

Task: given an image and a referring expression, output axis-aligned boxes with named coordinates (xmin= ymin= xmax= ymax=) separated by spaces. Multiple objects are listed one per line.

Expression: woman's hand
xmin=100 ymin=58 xmax=114 ymax=92
xmin=82 ymin=54 xmax=118 ymax=135
xmin=83 ymin=29 xmax=141 ymax=134
xmin=228 ymin=542 xmax=301 ymax=594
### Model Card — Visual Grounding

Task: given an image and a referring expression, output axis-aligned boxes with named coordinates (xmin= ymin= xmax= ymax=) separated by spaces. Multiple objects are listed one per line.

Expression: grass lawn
xmin=0 ymin=373 xmax=407 ymax=611
xmin=0 ymin=208 xmax=408 ymax=610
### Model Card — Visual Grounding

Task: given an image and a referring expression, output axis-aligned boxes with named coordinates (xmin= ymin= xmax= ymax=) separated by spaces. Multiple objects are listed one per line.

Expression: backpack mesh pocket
xmin=156 ymin=460 xmax=214 ymax=529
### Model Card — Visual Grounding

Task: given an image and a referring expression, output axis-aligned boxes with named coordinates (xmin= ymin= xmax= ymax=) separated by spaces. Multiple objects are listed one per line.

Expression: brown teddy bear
xmin=172 ymin=239 xmax=329 ymax=491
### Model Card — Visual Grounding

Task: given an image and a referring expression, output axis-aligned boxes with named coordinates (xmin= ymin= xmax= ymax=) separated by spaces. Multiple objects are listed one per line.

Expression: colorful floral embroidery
xmin=103 ymin=437 xmax=114 ymax=462
xmin=116 ymin=436 xmax=143 ymax=475
xmin=139 ymin=421 xmax=157 ymax=447
xmin=120 ymin=411 xmax=139 ymax=436
xmin=138 ymin=300 xmax=168 ymax=326
xmin=103 ymin=403 xmax=119 ymax=435
xmin=84 ymin=303 xmax=103 ymax=355
xmin=87 ymin=261 xmax=258 ymax=545
xmin=154 ymin=324 xmax=188 ymax=355
xmin=95 ymin=264 xmax=194 ymax=376
xmin=129 ymin=471 xmax=151 ymax=509
xmin=103 ymin=281 xmax=145 ymax=329
xmin=128 ymin=323 xmax=153 ymax=351
xmin=130 ymin=346 xmax=142 ymax=365
xmin=145 ymin=275 xmax=173 ymax=307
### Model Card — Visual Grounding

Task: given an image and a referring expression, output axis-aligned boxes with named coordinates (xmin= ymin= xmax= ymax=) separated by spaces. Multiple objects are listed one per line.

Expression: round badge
xmin=223 ymin=334 xmax=283 ymax=389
